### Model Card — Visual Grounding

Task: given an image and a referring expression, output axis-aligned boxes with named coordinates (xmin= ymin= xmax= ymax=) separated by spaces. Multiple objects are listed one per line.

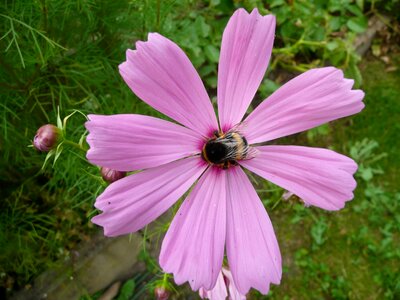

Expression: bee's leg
xmin=213 ymin=130 xmax=221 ymax=138
xmin=229 ymin=160 xmax=238 ymax=166
xmin=222 ymin=161 xmax=230 ymax=170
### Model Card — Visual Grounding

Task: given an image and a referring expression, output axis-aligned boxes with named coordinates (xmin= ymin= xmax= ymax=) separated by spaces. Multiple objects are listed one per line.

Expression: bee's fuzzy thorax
xmin=201 ymin=130 xmax=251 ymax=169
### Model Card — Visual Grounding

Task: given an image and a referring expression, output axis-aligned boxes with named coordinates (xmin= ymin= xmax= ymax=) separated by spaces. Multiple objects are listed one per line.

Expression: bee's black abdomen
xmin=204 ymin=140 xmax=228 ymax=164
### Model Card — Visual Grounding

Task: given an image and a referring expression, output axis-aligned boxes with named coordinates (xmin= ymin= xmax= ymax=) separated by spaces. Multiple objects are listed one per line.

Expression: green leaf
xmin=347 ymin=16 xmax=368 ymax=33
xmin=78 ymin=132 xmax=87 ymax=148
xmin=273 ymin=6 xmax=291 ymax=24
xmin=199 ymin=64 xmax=216 ymax=77
xmin=209 ymin=0 xmax=221 ymax=6
xmin=116 ymin=279 xmax=136 ymax=300
xmin=194 ymin=16 xmax=210 ymax=38
xmin=326 ymin=41 xmax=339 ymax=51
xmin=360 ymin=167 xmax=374 ymax=181
xmin=204 ymin=45 xmax=219 ymax=63
xmin=347 ymin=4 xmax=363 ymax=17
xmin=63 ymin=109 xmax=87 ymax=130
xmin=56 ymin=107 xmax=62 ymax=129
xmin=269 ymin=0 xmax=285 ymax=8
xmin=280 ymin=21 xmax=302 ymax=40
xmin=356 ymin=0 xmax=364 ymax=10
xmin=258 ymin=79 xmax=281 ymax=98
xmin=329 ymin=16 xmax=343 ymax=31
xmin=329 ymin=50 xmax=346 ymax=66
xmin=346 ymin=57 xmax=363 ymax=87
xmin=42 ymin=149 xmax=55 ymax=170
xmin=307 ymin=124 xmax=330 ymax=142
xmin=205 ymin=74 xmax=218 ymax=89
xmin=311 ymin=218 xmax=328 ymax=248
xmin=53 ymin=144 xmax=63 ymax=166
xmin=295 ymin=1 xmax=312 ymax=15
xmin=328 ymin=2 xmax=342 ymax=13
xmin=311 ymin=26 xmax=326 ymax=41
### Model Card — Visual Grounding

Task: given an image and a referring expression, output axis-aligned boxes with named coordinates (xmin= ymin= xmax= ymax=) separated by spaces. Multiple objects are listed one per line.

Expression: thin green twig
xmin=0 ymin=13 xmax=67 ymax=50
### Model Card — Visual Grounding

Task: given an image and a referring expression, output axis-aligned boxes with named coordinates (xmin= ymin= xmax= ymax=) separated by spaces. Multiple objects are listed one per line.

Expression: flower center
xmin=201 ymin=131 xmax=249 ymax=169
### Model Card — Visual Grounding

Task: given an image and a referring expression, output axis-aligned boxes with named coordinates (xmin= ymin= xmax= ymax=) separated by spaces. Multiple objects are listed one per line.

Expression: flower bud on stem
xmin=154 ymin=286 xmax=169 ymax=300
xmin=33 ymin=124 xmax=61 ymax=152
xmin=101 ymin=167 xmax=126 ymax=183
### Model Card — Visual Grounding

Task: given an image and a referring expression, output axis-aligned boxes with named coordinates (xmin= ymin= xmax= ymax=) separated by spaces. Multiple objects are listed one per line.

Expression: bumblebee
xmin=201 ymin=130 xmax=252 ymax=169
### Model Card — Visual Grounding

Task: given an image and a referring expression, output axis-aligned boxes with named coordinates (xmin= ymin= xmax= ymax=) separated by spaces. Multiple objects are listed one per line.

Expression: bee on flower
xmin=85 ymin=8 xmax=364 ymax=297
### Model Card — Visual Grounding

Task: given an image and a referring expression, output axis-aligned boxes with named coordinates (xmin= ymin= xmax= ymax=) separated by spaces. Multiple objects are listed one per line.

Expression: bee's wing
xmin=245 ymin=146 xmax=259 ymax=160
xmin=227 ymin=121 xmax=249 ymax=135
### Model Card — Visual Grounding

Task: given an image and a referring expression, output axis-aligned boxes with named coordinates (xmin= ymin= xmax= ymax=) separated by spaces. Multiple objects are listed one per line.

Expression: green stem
xmin=162 ymin=272 xmax=168 ymax=286
xmin=299 ymin=40 xmax=326 ymax=46
xmin=271 ymin=196 xmax=282 ymax=210
xmin=62 ymin=139 xmax=87 ymax=152
xmin=273 ymin=38 xmax=326 ymax=55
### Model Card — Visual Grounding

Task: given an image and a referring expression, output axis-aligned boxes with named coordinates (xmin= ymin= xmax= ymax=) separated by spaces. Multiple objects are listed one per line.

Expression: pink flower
xmin=199 ymin=267 xmax=246 ymax=300
xmin=86 ymin=8 xmax=364 ymax=295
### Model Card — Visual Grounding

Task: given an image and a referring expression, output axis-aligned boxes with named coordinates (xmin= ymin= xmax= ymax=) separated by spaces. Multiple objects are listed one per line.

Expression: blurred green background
xmin=0 ymin=0 xmax=399 ymax=299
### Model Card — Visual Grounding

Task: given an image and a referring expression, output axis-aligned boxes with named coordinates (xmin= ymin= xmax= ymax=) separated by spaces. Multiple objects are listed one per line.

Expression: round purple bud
xmin=33 ymin=124 xmax=61 ymax=152
xmin=154 ymin=286 xmax=169 ymax=300
xmin=100 ymin=167 xmax=126 ymax=183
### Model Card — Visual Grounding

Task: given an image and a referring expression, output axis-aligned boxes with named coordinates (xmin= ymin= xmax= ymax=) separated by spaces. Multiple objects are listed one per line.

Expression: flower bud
xmin=101 ymin=167 xmax=126 ymax=183
xmin=154 ymin=286 xmax=169 ymax=300
xmin=33 ymin=124 xmax=61 ymax=152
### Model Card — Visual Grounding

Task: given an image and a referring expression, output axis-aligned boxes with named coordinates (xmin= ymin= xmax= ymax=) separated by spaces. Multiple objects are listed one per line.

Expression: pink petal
xmin=85 ymin=114 xmax=203 ymax=171
xmin=91 ymin=157 xmax=206 ymax=236
xmin=226 ymin=166 xmax=281 ymax=295
xmin=199 ymin=271 xmax=228 ymax=300
xmin=222 ymin=268 xmax=247 ymax=300
xmin=240 ymin=146 xmax=358 ymax=210
xmin=243 ymin=67 xmax=365 ymax=144
xmin=218 ymin=8 xmax=275 ymax=132
xmin=160 ymin=167 xmax=227 ymax=291
xmin=119 ymin=33 xmax=218 ymax=137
